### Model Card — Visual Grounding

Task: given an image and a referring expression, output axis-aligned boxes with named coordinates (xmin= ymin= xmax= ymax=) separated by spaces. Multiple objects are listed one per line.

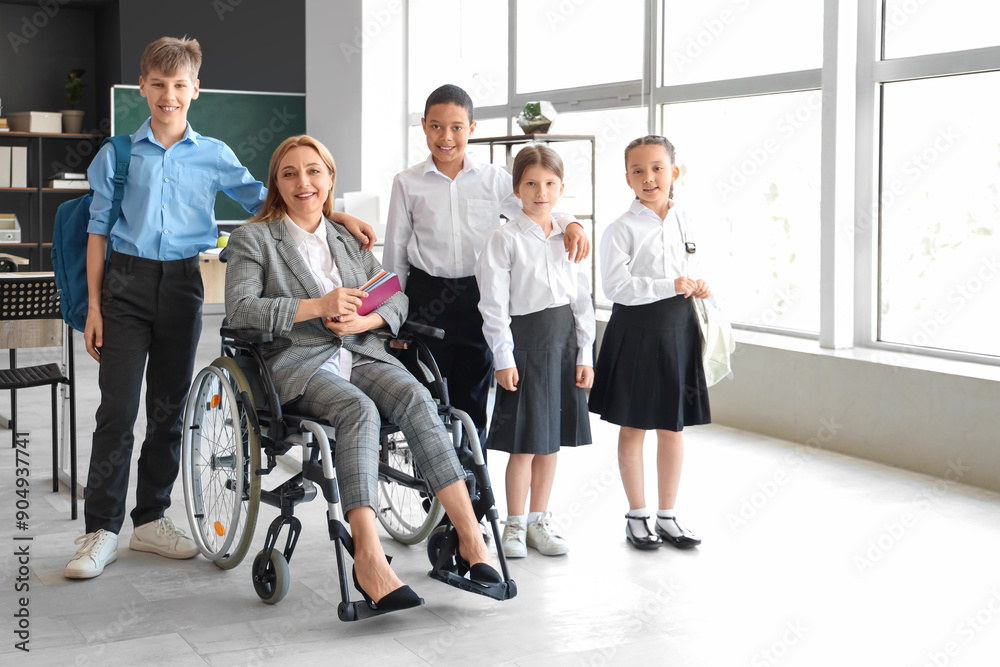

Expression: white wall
xmin=305 ymin=0 xmax=364 ymax=194
xmin=708 ymin=335 xmax=1000 ymax=493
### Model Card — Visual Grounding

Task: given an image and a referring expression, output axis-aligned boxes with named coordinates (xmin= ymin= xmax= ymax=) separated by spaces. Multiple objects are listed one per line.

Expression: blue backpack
xmin=51 ymin=135 xmax=131 ymax=332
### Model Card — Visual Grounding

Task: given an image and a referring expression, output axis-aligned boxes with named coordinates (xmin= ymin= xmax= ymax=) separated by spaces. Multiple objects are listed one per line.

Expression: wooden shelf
xmin=0 ymin=131 xmax=104 ymax=139
xmin=42 ymin=187 xmax=88 ymax=193
xmin=0 ymin=187 xmax=37 ymax=193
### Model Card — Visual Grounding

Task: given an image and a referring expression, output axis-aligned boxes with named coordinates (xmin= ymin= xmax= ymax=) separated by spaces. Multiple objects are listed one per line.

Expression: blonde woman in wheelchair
xmin=224 ymin=135 xmax=500 ymax=613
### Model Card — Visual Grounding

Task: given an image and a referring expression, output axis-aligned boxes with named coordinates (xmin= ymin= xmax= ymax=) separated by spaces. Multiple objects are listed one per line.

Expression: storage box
xmin=0 ymin=214 xmax=21 ymax=242
xmin=8 ymin=111 xmax=63 ymax=133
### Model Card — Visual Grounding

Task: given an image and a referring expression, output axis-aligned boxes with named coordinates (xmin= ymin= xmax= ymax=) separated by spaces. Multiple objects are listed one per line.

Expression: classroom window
xmin=515 ymin=0 xmax=644 ymax=93
xmin=408 ymin=0 xmax=508 ymax=114
xmin=878 ymin=72 xmax=1000 ymax=357
xmin=659 ymin=0 xmax=823 ymax=86
xmin=660 ymin=92 xmax=822 ymax=333
xmin=882 ymin=0 xmax=1000 ymax=60
xmin=536 ymin=107 xmax=650 ymax=309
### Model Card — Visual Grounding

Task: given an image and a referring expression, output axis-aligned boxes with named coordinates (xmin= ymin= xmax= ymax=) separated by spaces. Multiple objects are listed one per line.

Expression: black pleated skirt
xmin=486 ymin=305 xmax=593 ymax=455
xmin=588 ymin=297 xmax=711 ymax=431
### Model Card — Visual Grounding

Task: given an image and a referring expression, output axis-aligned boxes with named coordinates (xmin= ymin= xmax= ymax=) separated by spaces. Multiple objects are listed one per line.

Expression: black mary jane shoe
xmin=352 ymin=566 xmax=424 ymax=612
xmin=625 ymin=515 xmax=663 ymax=550
xmin=654 ymin=517 xmax=702 ymax=549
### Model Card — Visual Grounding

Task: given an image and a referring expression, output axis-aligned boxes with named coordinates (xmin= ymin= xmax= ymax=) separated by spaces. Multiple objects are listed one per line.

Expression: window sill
xmin=734 ymin=329 xmax=1000 ymax=383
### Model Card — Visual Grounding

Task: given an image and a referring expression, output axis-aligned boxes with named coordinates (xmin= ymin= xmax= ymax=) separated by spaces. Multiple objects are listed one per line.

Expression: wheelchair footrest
xmin=427 ymin=568 xmax=517 ymax=601
xmin=337 ymin=599 xmax=420 ymax=622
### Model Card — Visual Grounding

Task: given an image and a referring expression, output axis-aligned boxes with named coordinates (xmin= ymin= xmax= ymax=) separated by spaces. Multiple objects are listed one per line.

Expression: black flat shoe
xmin=352 ymin=566 xmax=424 ymax=612
xmin=654 ymin=517 xmax=702 ymax=549
xmin=457 ymin=550 xmax=503 ymax=585
xmin=469 ymin=562 xmax=503 ymax=584
xmin=625 ymin=515 xmax=663 ymax=550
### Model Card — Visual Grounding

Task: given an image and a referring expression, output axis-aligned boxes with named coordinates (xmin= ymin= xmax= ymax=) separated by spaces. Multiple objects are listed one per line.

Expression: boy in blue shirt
xmin=65 ymin=36 xmax=373 ymax=579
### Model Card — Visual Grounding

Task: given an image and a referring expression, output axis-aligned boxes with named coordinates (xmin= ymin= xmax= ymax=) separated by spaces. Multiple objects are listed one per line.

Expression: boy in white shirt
xmin=384 ymin=84 xmax=589 ymax=440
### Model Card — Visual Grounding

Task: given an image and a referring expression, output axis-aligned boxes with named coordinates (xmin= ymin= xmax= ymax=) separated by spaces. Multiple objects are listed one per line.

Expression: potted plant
xmin=60 ymin=69 xmax=86 ymax=134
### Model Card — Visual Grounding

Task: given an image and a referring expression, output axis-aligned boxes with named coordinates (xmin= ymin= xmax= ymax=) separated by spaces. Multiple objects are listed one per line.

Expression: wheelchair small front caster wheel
xmin=252 ymin=549 xmax=289 ymax=605
xmin=426 ymin=525 xmax=456 ymax=571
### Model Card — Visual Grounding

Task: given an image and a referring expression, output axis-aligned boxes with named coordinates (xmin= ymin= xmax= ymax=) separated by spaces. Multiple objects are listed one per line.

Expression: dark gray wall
xmin=0 ymin=2 xmax=100 ymax=130
xmin=117 ymin=0 xmax=305 ymax=94
xmin=1 ymin=0 xmax=304 ymax=133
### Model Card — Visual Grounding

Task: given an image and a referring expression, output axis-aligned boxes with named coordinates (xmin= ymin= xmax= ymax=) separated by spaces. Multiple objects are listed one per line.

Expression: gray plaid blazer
xmin=223 ymin=218 xmax=408 ymax=404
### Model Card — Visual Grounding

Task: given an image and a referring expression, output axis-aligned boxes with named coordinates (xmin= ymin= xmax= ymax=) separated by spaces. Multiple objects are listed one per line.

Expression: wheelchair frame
xmin=181 ymin=321 xmax=516 ymax=620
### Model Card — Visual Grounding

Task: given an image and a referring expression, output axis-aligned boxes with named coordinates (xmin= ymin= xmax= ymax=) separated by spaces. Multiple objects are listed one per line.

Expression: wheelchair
xmin=180 ymin=320 xmax=516 ymax=621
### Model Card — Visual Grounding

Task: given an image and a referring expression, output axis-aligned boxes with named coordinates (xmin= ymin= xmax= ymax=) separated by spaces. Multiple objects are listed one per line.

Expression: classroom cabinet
xmin=0 ymin=131 xmax=104 ymax=271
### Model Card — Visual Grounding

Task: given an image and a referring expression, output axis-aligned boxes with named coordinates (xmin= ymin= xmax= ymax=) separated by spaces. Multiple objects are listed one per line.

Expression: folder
xmin=0 ymin=146 xmax=10 ymax=187
xmin=10 ymin=146 xmax=27 ymax=188
xmin=357 ymin=270 xmax=401 ymax=316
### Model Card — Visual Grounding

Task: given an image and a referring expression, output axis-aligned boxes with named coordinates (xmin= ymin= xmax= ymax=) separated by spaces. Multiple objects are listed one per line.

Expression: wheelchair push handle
xmin=401 ymin=320 xmax=445 ymax=340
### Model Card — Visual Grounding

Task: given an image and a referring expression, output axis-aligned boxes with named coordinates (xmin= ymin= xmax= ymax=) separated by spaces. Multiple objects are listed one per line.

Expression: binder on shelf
xmin=53 ymin=171 xmax=87 ymax=180
xmin=10 ymin=146 xmax=27 ymax=188
xmin=0 ymin=146 xmax=10 ymax=187
xmin=48 ymin=179 xmax=90 ymax=189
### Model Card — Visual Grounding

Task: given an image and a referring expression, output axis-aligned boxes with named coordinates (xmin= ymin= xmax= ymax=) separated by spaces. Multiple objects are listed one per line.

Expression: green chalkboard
xmin=112 ymin=85 xmax=306 ymax=222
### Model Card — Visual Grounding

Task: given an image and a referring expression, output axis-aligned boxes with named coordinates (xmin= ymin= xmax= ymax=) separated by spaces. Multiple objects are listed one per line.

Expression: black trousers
xmin=84 ymin=252 xmax=203 ymax=534
xmin=405 ymin=268 xmax=492 ymax=444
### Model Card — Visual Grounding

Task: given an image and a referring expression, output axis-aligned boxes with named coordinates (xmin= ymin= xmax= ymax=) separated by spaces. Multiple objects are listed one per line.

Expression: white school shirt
xmin=476 ymin=211 xmax=596 ymax=371
xmin=600 ymin=199 xmax=698 ymax=306
xmin=283 ymin=215 xmax=353 ymax=379
xmin=384 ymin=154 xmax=577 ymax=289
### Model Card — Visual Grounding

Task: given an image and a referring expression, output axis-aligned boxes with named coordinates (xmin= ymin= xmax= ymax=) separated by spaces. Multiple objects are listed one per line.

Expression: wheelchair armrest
xmin=220 ymin=326 xmax=274 ymax=345
xmin=401 ymin=320 xmax=445 ymax=340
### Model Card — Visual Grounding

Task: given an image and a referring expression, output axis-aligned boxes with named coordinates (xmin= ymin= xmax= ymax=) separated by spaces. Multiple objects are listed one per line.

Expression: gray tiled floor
xmin=3 ymin=313 xmax=1000 ymax=665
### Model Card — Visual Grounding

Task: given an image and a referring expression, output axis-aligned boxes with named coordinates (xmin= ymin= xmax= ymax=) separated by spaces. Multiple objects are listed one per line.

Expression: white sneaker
xmin=65 ymin=530 xmax=119 ymax=579
xmin=129 ymin=517 xmax=200 ymax=559
xmin=501 ymin=517 xmax=527 ymax=559
xmin=526 ymin=512 xmax=569 ymax=556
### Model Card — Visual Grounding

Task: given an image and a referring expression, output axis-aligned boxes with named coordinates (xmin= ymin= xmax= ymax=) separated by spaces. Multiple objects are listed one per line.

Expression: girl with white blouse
xmin=475 ymin=144 xmax=595 ymax=559
xmin=589 ymin=135 xmax=711 ymax=551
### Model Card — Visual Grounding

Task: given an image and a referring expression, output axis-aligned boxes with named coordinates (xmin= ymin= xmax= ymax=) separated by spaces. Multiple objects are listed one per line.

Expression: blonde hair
xmin=249 ymin=135 xmax=337 ymax=223
xmin=141 ymin=36 xmax=202 ymax=80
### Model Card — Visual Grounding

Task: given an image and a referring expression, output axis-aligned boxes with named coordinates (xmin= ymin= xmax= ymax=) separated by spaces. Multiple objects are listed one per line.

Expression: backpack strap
xmin=104 ymin=135 xmax=132 ymax=229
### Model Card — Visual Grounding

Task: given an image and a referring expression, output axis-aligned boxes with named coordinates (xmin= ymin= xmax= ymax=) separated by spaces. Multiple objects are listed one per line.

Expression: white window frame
xmin=401 ymin=0 xmax=1000 ymax=365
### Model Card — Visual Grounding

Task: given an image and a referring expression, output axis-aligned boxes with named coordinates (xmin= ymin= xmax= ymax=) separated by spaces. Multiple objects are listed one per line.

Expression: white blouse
xmin=283 ymin=215 xmax=353 ymax=379
xmin=384 ymin=154 xmax=578 ymax=289
xmin=476 ymin=211 xmax=596 ymax=371
xmin=600 ymin=199 xmax=701 ymax=306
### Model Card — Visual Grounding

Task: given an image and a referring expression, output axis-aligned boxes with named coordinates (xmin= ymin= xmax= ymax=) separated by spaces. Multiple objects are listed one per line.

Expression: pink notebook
xmin=357 ymin=271 xmax=401 ymax=316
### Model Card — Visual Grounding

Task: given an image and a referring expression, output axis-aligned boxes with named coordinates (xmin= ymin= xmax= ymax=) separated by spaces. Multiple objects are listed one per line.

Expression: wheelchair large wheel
xmin=377 ymin=431 xmax=445 ymax=545
xmin=182 ymin=357 xmax=261 ymax=569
